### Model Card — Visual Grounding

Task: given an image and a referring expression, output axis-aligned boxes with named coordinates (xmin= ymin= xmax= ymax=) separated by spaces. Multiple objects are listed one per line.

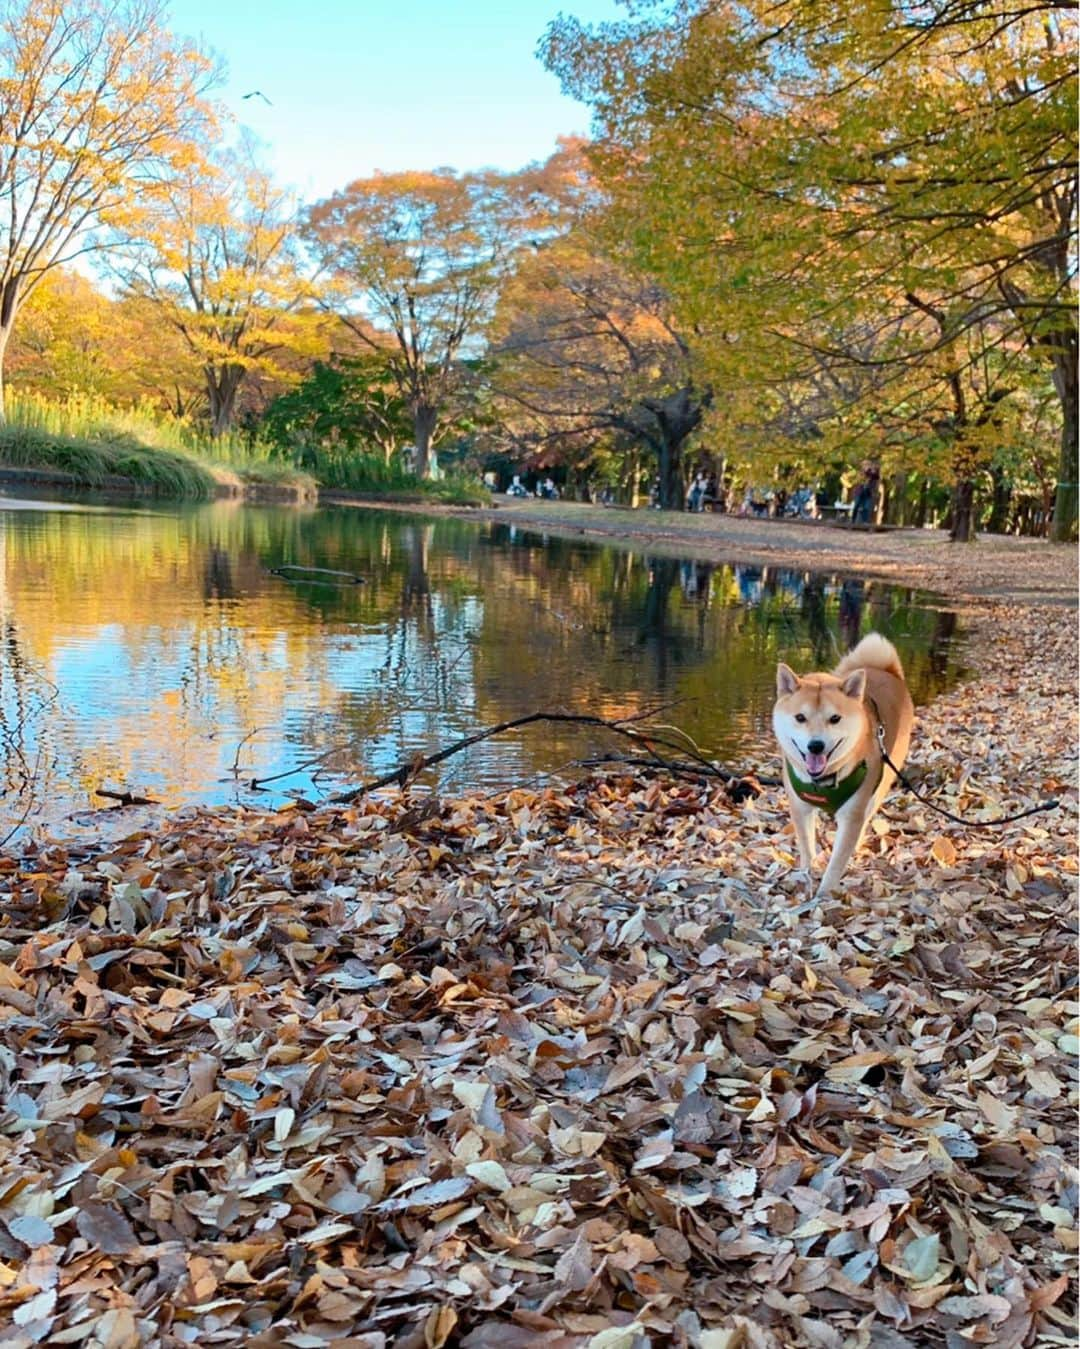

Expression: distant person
xmin=787 ymin=487 xmax=817 ymax=519
xmin=852 ymin=460 xmax=881 ymax=524
xmin=706 ymin=474 xmax=720 ymax=512
xmin=507 ymin=475 xmax=528 ymax=498
xmin=748 ymin=487 xmax=769 ymax=518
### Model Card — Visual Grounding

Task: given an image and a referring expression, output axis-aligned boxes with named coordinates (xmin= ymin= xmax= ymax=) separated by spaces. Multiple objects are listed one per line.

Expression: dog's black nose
xmin=807 ymin=738 xmax=825 ymax=754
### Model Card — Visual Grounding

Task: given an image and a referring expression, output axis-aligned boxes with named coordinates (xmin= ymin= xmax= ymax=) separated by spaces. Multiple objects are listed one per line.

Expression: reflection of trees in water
xmin=382 ymin=523 xmax=437 ymax=679
xmin=639 ymin=558 xmax=681 ymax=682
xmin=202 ymin=545 xmax=235 ymax=602
xmin=800 ymin=576 xmax=833 ymax=667
xmin=680 ymin=561 xmax=714 ymax=652
xmin=0 ymin=619 xmax=35 ymax=797
xmin=1 ymin=501 xmax=968 ymax=811
xmin=869 ymin=582 xmax=893 ymax=634
xmin=839 ymin=580 xmax=865 ymax=651
xmin=929 ymin=610 xmax=958 ymax=679
xmin=400 ymin=524 xmax=433 ymax=622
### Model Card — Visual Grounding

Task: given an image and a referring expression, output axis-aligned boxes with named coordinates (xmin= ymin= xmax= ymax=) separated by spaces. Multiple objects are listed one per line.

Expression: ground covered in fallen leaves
xmin=0 ymin=602 xmax=1075 ymax=1349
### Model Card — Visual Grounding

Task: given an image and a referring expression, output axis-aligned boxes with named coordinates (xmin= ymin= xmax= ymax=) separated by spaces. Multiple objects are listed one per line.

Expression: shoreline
xmin=323 ymin=494 xmax=1079 ymax=608
xmin=0 ymin=465 xmax=481 ymax=509
xmin=0 ymin=461 xmax=318 ymax=504
xmin=3 ymin=463 xmax=1072 ymax=606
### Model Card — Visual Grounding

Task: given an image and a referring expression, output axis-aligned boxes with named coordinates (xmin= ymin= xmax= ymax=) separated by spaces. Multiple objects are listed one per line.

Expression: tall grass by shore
xmin=0 ymin=421 xmax=221 ymax=497
xmin=1 ymin=393 xmax=312 ymax=499
xmin=6 ymin=391 xmax=261 ymax=461
xmin=0 ymin=392 xmax=487 ymax=504
xmin=308 ymin=442 xmax=490 ymax=505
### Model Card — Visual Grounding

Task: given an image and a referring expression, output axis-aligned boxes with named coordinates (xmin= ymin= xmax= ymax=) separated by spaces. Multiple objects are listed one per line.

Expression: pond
xmin=0 ymin=496 xmax=965 ymax=837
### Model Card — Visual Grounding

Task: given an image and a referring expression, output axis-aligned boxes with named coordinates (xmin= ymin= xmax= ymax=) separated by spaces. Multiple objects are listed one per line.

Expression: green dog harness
xmin=788 ymin=759 xmax=869 ymax=815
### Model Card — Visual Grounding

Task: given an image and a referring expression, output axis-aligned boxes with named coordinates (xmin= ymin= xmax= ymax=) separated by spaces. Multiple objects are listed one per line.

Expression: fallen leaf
xmin=75 ymin=1203 xmax=138 ymax=1255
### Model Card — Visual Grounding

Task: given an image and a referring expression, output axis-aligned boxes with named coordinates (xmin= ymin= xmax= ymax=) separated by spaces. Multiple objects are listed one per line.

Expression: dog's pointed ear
xmin=776 ymin=663 xmax=799 ymax=696
xmin=842 ymin=668 xmax=867 ymax=700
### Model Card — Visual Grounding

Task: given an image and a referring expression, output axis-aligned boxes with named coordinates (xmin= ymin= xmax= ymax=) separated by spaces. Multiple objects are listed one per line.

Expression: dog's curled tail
xmin=834 ymin=632 xmax=905 ymax=681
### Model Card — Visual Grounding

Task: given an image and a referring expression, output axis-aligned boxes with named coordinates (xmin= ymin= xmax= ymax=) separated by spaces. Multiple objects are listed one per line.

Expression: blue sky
xmin=166 ymin=0 xmax=624 ymax=203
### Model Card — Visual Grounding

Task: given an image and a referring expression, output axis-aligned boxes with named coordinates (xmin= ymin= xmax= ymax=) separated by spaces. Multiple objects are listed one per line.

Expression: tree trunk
xmin=986 ymin=464 xmax=1012 ymax=535
xmin=627 ymin=446 xmax=641 ymax=508
xmin=656 ymin=433 xmax=686 ymax=511
xmin=412 ymin=403 xmax=437 ymax=480
xmin=998 ymin=278 xmax=1077 ymax=541
xmin=207 ymin=365 xmax=245 ymax=438
xmin=1050 ymin=349 xmax=1078 ymax=541
xmin=913 ymin=477 xmax=931 ymax=528
xmin=0 ymin=326 xmax=9 ymax=424
xmin=886 ymin=471 xmax=907 ymax=525
xmin=949 ymin=477 xmax=976 ymax=543
xmin=0 ymin=279 xmax=20 ymax=423
xmin=647 ymin=384 xmax=706 ymax=511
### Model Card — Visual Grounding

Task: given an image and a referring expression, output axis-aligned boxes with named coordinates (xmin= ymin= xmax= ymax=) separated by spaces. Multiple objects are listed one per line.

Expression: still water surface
xmin=0 ymin=497 xmax=964 ymax=834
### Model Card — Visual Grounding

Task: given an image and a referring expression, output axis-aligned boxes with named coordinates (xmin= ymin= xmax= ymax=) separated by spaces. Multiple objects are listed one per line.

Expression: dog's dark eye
xmin=795 ymin=713 xmax=807 ymax=723
xmin=829 ymin=714 xmax=842 ymax=724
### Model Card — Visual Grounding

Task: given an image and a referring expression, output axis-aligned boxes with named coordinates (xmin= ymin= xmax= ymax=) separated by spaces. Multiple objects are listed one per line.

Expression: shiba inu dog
xmin=773 ymin=633 xmax=915 ymax=898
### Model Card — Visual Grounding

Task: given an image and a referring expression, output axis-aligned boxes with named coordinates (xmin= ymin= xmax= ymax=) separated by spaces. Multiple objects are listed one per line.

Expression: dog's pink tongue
xmin=805 ymin=751 xmax=829 ymax=777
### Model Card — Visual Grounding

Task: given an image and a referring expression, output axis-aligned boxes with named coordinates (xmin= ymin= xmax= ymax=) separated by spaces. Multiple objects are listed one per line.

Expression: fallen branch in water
xmin=94 ymin=788 xmax=161 ymax=807
xmin=0 ymin=750 xmax=43 ymax=849
xmin=269 ymin=565 xmax=365 ymax=586
xmin=229 ymin=726 xmax=268 ymax=778
xmin=0 ymin=660 xmax=58 ymax=849
xmin=243 ymin=747 xmax=351 ymax=790
xmin=325 ymin=708 xmax=763 ymax=805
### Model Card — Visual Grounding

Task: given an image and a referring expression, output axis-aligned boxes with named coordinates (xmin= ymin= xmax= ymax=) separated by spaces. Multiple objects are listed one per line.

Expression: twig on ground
xmin=577 ymin=751 xmax=781 ymax=790
xmin=327 ymin=707 xmax=761 ymax=805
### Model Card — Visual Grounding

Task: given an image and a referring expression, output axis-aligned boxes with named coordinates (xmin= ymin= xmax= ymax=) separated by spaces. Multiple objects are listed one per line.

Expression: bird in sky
xmin=242 ymin=91 xmax=272 ymax=105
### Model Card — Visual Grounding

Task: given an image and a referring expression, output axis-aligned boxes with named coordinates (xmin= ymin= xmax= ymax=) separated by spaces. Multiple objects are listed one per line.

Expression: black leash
xmin=874 ymin=724 xmax=1061 ymax=829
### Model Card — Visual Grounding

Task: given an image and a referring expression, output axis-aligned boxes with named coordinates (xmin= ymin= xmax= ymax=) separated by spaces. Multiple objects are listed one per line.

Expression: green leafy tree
xmin=262 ymin=354 xmax=411 ymax=466
xmin=543 ymin=0 xmax=1077 ymax=538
